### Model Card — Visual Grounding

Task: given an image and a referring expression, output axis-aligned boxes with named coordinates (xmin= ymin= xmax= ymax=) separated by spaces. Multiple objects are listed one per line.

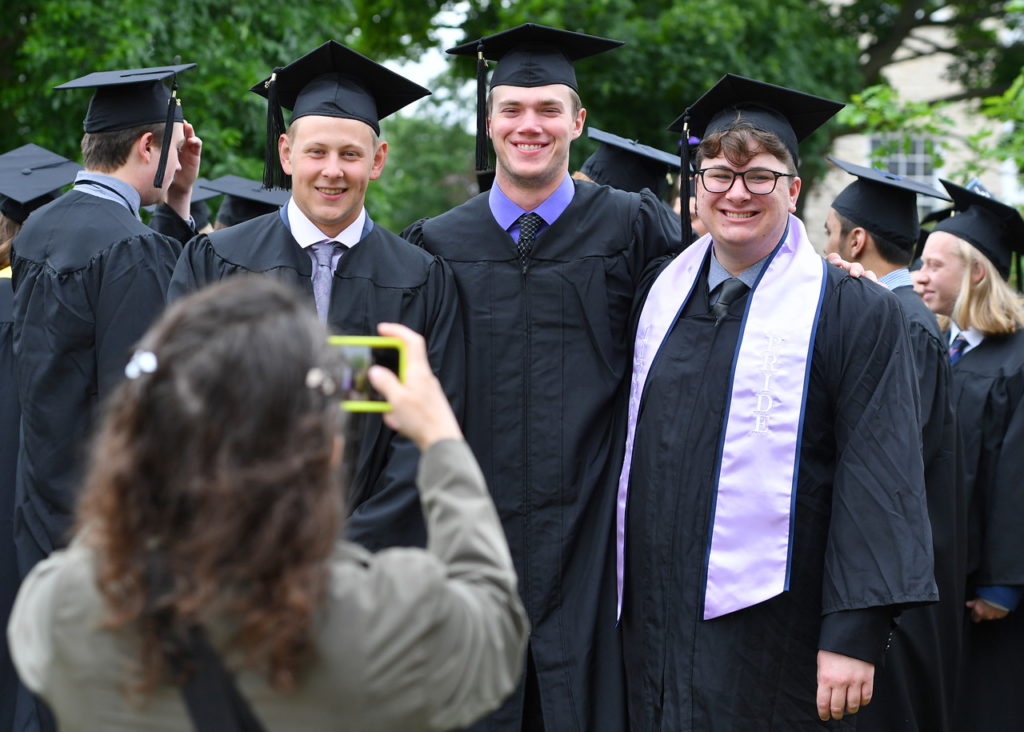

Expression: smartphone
xmin=327 ymin=335 xmax=406 ymax=412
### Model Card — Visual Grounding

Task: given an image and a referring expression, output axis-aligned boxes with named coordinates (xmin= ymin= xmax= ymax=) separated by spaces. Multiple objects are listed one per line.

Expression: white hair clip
xmin=305 ymin=367 xmax=336 ymax=396
xmin=124 ymin=350 xmax=158 ymax=380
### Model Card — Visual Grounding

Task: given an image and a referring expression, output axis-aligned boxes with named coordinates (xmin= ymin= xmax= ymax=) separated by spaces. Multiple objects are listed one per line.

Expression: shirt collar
xmin=707 ymin=249 xmax=769 ymax=293
xmin=878 ymin=267 xmax=914 ymax=290
xmin=488 ymin=173 xmax=575 ymax=231
xmin=950 ymin=322 xmax=985 ymax=349
xmin=73 ymin=171 xmax=142 ymax=217
xmin=287 ymin=198 xmax=366 ymax=249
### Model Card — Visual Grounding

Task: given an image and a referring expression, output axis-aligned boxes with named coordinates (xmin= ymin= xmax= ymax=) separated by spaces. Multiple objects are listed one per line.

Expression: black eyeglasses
xmin=697 ymin=167 xmax=795 ymax=195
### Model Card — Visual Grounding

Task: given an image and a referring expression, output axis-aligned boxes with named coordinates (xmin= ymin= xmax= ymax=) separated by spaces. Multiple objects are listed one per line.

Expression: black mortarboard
xmin=0 ymin=144 xmax=82 ymax=224
xmin=579 ymin=127 xmax=680 ymax=197
xmin=447 ymin=24 xmax=623 ymax=191
xmin=828 ymin=157 xmax=951 ymax=252
xmin=56 ymin=64 xmax=195 ymax=189
xmin=932 ymin=179 xmax=1024 ymax=280
xmin=251 ymin=41 xmax=430 ymax=190
xmin=669 ymin=74 xmax=843 ymax=248
xmin=199 ymin=174 xmax=290 ymax=227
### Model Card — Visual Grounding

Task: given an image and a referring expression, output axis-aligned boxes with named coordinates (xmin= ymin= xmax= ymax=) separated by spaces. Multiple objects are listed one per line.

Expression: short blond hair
xmin=940 ymin=235 xmax=1024 ymax=336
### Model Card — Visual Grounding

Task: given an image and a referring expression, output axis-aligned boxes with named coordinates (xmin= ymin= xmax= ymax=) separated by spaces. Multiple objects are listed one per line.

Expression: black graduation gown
xmin=621 ymin=262 xmax=937 ymax=731
xmin=403 ymin=182 xmax=680 ymax=732
xmin=10 ymin=190 xmax=189 ymax=565
xmin=947 ymin=327 xmax=1024 ymax=730
xmin=857 ymin=285 xmax=966 ymax=732
xmin=0 ymin=273 xmax=20 ymax=731
xmin=168 ymin=211 xmax=464 ymax=550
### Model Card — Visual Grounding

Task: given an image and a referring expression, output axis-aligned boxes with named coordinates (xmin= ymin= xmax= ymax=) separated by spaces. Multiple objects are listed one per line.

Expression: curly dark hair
xmin=76 ymin=275 xmax=352 ymax=694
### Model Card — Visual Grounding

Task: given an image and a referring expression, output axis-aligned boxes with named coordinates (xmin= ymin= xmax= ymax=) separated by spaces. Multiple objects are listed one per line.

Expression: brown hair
xmin=696 ymin=123 xmax=796 ymax=174
xmin=938 ymin=235 xmax=1024 ymax=336
xmin=76 ymin=275 xmax=352 ymax=694
xmin=81 ymin=123 xmax=165 ymax=172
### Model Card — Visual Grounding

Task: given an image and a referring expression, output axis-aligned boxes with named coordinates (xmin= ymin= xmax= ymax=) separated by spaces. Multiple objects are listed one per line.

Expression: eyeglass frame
xmin=696 ymin=167 xmax=796 ymax=195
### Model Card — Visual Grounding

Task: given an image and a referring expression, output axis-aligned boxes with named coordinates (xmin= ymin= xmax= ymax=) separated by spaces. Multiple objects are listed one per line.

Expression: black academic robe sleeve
xmin=976 ymin=359 xmax=1024 ymax=586
xmin=344 ymin=255 xmax=464 ymax=551
xmin=816 ymin=277 xmax=937 ymax=663
xmin=146 ymin=202 xmax=196 ymax=244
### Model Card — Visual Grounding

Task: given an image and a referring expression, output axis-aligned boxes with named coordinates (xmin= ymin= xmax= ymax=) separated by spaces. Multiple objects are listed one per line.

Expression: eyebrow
xmin=496 ymin=97 xmax=566 ymax=109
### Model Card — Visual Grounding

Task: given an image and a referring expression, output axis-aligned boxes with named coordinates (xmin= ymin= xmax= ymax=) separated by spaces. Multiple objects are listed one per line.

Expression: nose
xmin=322 ymin=152 xmax=344 ymax=178
xmin=517 ymin=109 xmax=543 ymax=133
xmin=724 ymin=173 xmax=750 ymax=199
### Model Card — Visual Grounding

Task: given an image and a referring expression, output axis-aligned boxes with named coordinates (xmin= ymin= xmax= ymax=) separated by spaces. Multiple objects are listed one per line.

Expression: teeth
xmin=724 ymin=211 xmax=756 ymax=219
xmin=517 ymin=144 xmax=542 ymax=151
xmin=319 ymin=188 xmax=343 ymax=194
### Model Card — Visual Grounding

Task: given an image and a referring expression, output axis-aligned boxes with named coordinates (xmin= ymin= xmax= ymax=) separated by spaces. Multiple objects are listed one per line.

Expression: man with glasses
xmin=615 ymin=75 xmax=937 ymax=730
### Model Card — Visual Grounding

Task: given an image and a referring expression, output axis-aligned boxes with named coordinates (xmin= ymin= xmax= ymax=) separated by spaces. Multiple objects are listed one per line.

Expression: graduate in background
xmin=914 ymin=181 xmax=1024 ymax=730
xmin=404 ymin=23 xmax=680 ymax=732
xmin=169 ymin=42 xmax=463 ymax=552
xmin=9 ymin=64 xmax=202 ymax=732
xmin=0 ymin=143 xmax=81 ymax=732
xmin=11 ymin=64 xmax=201 ymax=570
xmin=573 ymin=126 xmax=680 ymax=199
xmin=617 ymin=75 xmax=937 ymax=730
xmin=201 ymin=173 xmax=291 ymax=229
xmin=823 ymin=158 xmax=965 ymax=732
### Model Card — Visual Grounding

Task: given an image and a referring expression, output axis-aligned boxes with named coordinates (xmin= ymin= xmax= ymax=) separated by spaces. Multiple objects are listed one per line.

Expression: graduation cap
xmin=668 ymin=74 xmax=843 ymax=248
xmin=251 ymin=41 xmax=430 ymax=190
xmin=828 ymin=157 xmax=951 ymax=252
xmin=199 ymin=174 xmax=290 ymax=227
xmin=447 ymin=24 xmax=623 ymax=192
xmin=0 ymin=144 xmax=82 ymax=225
xmin=930 ymin=179 xmax=1024 ymax=281
xmin=55 ymin=64 xmax=196 ymax=189
xmin=579 ymin=127 xmax=680 ymax=197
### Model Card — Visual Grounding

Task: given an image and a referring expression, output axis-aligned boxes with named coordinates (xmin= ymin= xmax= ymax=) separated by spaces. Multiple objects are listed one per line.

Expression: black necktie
xmin=711 ymin=277 xmax=749 ymax=325
xmin=516 ymin=212 xmax=544 ymax=268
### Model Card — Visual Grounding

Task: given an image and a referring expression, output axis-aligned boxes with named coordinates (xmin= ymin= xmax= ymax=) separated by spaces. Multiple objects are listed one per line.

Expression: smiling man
xmin=168 ymin=42 xmax=464 ymax=553
xmin=616 ymin=75 xmax=938 ymax=730
xmin=403 ymin=23 xmax=680 ymax=732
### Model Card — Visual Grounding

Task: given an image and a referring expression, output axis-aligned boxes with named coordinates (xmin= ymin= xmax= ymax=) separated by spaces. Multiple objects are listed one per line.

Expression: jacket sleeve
xmin=341 ymin=439 xmax=529 ymax=730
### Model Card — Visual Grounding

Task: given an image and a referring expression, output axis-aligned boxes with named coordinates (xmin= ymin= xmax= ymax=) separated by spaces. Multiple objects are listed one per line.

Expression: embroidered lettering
xmin=752 ymin=334 xmax=784 ymax=433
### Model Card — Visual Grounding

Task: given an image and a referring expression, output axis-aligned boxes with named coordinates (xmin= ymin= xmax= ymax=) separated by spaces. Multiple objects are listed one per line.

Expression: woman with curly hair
xmin=7 ymin=276 xmax=528 ymax=731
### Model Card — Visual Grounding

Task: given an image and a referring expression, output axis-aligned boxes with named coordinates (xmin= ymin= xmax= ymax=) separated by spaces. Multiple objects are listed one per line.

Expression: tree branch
xmin=861 ymin=0 xmax=931 ymax=85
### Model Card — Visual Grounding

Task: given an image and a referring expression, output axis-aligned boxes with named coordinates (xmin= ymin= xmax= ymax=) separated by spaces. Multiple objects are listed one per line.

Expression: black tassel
xmin=263 ymin=70 xmax=289 ymax=190
xmin=475 ymin=43 xmax=492 ymax=191
xmin=680 ymin=113 xmax=692 ymax=249
xmin=153 ymin=79 xmax=178 ymax=189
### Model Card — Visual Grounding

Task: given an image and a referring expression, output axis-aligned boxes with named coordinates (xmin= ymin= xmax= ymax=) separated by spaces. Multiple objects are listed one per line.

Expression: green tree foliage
xmin=453 ymin=0 xmax=860 ymax=186
xmin=1 ymin=0 xmax=457 ymax=229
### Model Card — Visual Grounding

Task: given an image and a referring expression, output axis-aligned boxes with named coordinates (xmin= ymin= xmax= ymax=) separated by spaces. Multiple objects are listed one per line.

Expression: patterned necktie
xmin=311 ymin=241 xmax=336 ymax=324
xmin=948 ymin=334 xmax=969 ymax=365
xmin=711 ymin=277 xmax=750 ymax=325
xmin=515 ymin=212 xmax=544 ymax=269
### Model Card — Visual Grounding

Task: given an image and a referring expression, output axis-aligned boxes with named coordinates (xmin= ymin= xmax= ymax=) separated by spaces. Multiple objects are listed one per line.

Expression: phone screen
xmin=339 ymin=345 xmax=404 ymax=402
xmin=328 ymin=336 xmax=405 ymax=412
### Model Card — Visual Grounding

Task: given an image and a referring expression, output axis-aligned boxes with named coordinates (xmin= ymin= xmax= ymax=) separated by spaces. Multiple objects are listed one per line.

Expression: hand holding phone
xmin=327 ymin=335 xmax=406 ymax=412
xmin=366 ymin=323 xmax=462 ymax=451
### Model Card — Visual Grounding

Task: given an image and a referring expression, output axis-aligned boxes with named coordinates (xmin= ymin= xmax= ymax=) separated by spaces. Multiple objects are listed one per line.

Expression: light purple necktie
xmin=311 ymin=241 xmax=336 ymax=323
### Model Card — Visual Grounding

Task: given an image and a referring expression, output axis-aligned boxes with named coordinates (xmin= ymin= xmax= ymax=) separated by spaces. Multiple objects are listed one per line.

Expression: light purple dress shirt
xmin=488 ymin=173 xmax=575 ymax=242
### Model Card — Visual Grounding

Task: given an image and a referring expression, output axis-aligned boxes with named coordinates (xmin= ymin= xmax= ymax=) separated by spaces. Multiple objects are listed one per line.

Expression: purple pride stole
xmin=616 ymin=214 xmax=827 ymax=621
